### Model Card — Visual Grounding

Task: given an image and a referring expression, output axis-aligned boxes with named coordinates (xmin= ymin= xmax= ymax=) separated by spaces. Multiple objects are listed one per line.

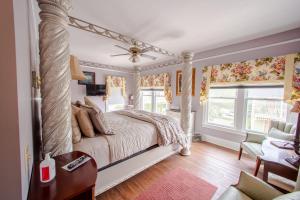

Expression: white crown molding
xmin=140 ymin=32 xmax=300 ymax=72
xmin=75 ymin=27 xmax=300 ymax=73
xmin=140 ymin=59 xmax=183 ymax=72
xmin=79 ymin=60 xmax=135 ymax=74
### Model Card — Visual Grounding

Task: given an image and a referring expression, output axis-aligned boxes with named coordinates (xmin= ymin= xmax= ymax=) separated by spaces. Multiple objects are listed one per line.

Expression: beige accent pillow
xmin=71 ymin=105 xmax=82 ymax=143
xmin=76 ymin=109 xmax=96 ymax=137
xmin=84 ymin=97 xmax=114 ymax=135
xmin=84 ymin=96 xmax=100 ymax=112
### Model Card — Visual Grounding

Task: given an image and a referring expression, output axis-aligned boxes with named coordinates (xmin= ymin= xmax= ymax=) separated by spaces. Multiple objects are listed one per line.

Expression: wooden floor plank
xmin=96 ymin=142 xmax=262 ymax=200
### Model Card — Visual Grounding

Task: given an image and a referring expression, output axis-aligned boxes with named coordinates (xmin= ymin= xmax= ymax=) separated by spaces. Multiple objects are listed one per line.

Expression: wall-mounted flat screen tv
xmin=86 ymin=84 xmax=106 ymax=96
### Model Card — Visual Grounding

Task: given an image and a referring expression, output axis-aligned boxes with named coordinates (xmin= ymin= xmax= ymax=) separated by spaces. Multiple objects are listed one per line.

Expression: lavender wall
xmin=0 ymin=0 xmax=34 ymax=199
xmin=142 ymin=28 xmax=300 ymax=147
xmin=71 ymin=66 xmax=134 ymax=111
xmin=0 ymin=1 xmax=23 ymax=199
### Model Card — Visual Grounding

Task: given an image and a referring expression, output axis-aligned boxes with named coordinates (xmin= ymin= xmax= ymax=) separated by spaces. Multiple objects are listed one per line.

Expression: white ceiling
xmin=69 ymin=0 xmax=300 ymax=68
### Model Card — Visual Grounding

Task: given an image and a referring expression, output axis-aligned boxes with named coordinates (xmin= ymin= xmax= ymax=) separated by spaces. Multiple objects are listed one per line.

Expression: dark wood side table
xmin=28 ymin=151 xmax=97 ymax=200
xmin=260 ymin=139 xmax=298 ymax=191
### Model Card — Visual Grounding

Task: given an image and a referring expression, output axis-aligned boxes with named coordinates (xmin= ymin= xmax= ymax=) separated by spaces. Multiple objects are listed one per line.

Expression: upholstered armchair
xmin=218 ymin=171 xmax=300 ymax=200
xmin=238 ymin=120 xmax=296 ymax=176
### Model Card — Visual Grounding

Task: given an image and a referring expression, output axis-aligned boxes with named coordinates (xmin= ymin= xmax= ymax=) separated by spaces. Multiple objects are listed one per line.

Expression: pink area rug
xmin=135 ymin=168 xmax=217 ymax=200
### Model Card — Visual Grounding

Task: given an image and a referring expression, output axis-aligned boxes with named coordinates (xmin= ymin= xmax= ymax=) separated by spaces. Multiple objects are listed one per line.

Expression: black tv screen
xmin=86 ymin=84 xmax=106 ymax=96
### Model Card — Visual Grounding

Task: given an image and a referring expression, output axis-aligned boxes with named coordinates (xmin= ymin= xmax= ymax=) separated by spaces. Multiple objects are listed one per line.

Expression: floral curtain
xmin=200 ymin=52 xmax=300 ymax=104
xmin=140 ymin=73 xmax=173 ymax=104
xmin=289 ymin=53 xmax=300 ymax=103
xmin=105 ymin=75 xmax=126 ymax=100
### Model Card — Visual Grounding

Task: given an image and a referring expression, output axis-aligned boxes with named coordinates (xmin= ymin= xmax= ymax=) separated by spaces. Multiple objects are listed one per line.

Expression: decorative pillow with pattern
xmin=84 ymin=97 xmax=114 ymax=135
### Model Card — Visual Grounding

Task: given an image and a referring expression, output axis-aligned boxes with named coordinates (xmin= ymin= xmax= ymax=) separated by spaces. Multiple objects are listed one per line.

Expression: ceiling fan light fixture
xmin=129 ymin=55 xmax=140 ymax=63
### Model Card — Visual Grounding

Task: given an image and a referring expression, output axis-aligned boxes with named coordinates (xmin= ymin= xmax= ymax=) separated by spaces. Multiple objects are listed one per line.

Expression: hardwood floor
xmin=96 ymin=142 xmax=262 ymax=200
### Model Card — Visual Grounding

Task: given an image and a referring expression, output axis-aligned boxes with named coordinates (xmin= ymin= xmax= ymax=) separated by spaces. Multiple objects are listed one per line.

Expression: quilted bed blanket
xmin=117 ymin=110 xmax=187 ymax=147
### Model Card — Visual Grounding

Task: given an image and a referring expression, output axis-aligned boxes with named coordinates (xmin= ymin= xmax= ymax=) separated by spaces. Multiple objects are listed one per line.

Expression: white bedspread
xmin=117 ymin=110 xmax=187 ymax=146
xmin=74 ymin=110 xmax=185 ymax=167
xmin=74 ymin=112 xmax=158 ymax=166
xmin=104 ymin=112 xmax=158 ymax=162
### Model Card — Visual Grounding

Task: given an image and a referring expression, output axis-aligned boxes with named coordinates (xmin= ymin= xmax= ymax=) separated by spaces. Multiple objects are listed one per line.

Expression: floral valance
xmin=105 ymin=76 xmax=126 ymax=100
xmin=200 ymin=52 xmax=300 ymax=104
xmin=140 ymin=73 xmax=172 ymax=104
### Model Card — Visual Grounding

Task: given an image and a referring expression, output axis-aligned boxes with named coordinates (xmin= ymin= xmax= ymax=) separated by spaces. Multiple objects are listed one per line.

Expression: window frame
xmin=205 ymin=88 xmax=238 ymax=129
xmin=106 ymin=87 xmax=126 ymax=112
xmin=203 ymin=86 xmax=288 ymax=135
xmin=141 ymin=89 xmax=168 ymax=114
xmin=243 ymin=88 xmax=288 ymax=134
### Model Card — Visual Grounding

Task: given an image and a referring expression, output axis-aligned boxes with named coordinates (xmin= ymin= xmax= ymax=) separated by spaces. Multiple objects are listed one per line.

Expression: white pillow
xmin=268 ymin=127 xmax=295 ymax=141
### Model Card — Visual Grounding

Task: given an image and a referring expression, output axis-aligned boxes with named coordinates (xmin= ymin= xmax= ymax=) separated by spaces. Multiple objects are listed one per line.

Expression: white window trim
xmin=202 ymin=87 xmax=289 ymax=135
xmin=204 ymin=89 xmax=238 ymax=129
xmin=141 ymin=89 xmax=168 ymax=114
xmin=243 ymin=90 xmax=288 ymax=134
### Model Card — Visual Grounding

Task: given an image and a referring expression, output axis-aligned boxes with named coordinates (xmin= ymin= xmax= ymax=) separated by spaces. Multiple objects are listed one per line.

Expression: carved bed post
xmin=180 ymin=51 xmax=194 ymax=156
xmin=133 ymin=66 xmax=141 ymax=110
xmin=38 ymin=0 xmax=72 ymax=156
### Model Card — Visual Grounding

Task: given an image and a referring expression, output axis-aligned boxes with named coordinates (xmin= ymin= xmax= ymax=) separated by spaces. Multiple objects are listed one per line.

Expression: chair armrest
xmin=235 ymin=171 xmax=282 ymax=200
xmin=244 ymin=132 xmax=266 ymax=144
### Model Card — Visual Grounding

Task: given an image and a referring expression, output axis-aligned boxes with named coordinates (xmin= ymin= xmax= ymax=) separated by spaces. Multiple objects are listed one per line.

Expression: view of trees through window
xmin=206 ymin=87 xmax=287 ymax=133
xmin=141 ymin=90 xmax=167 ymax=114
xmin=245 ymin=88 xmax=287 ymax=133
xmin=207 ymin=88 xmax=236 ymax=127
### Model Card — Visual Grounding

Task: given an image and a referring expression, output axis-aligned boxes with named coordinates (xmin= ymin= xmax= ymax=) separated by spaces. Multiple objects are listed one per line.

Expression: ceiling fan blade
xmin=110 ymin=53 xmax=130 ymax=57
xmin=140 ymin=54 xmax=157 ymax=60
xmin=141 ymin=47 xmax=153 ymax=53
xmin=114 ymin=45 xmax=130 ymax=52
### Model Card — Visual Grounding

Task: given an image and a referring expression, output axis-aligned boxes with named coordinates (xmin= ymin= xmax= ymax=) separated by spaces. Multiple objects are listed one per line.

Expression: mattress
xmin=73 ymin=112 xmax=158 ymax=169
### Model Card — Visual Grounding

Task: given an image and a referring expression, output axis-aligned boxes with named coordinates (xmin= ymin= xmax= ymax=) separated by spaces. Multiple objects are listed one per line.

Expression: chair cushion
xmin=241 ymin=142 xmax=263 ymax=158
xmin=217 ymin=187 xmax=252 ymax=200
xmin=269 ymin=121 xmax=296 ymax=134
xmin=273 ymin=191 xmax=300 ymax=200
xmin=268 ymin=127 xmax=295 ymax=141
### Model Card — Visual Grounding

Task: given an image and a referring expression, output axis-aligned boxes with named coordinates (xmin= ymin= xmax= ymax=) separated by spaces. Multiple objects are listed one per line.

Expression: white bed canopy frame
xmin=37 ymin=0 xmax=194 ymax=195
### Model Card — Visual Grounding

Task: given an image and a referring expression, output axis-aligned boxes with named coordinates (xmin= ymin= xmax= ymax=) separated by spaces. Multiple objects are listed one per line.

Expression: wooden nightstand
xmin=28 ymin=151 xmax=97 ymax=200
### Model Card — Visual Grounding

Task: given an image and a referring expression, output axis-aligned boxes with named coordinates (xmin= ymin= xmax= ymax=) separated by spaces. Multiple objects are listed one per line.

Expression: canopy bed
xmin=37 ymin=0 xmax=194 ymax=196
xmin=73 ymin=107 xmax=185 ymax=194
xmin=36 ymin=0 xmax=300 ymax=197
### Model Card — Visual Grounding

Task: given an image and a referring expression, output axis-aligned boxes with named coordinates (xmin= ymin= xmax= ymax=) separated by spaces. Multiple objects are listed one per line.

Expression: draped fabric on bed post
xmin=180 ymin=51 xmax=194 ymax=156
xmin=38 ymin=0 xmax=73 ymax=156
xmin=133 ymin=66 xmax=141 ymax=110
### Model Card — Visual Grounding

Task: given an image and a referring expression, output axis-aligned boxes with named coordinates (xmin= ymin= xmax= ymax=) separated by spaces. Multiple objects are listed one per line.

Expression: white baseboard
xmin=200 ymin=134 xmax=240 ymax=151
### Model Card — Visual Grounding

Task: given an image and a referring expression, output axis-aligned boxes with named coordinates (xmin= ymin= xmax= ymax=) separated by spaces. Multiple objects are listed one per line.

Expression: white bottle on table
xmin=40 ymin=152 xmax=56 ymax=183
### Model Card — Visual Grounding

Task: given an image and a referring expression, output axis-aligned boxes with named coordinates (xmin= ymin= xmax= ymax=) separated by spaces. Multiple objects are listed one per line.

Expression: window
xmin=141 ymin=90 xmax=168 ymax=114
xmin=245 ymin=88 xmax=287 ymax=133
xmin=141 ymin=91 xmax=152 ymax=112
xmin=207 ymin=88 xmax=237 ymax=127
xmin=204 ymin=86 xmax=288 ymax=134
xmin=107 ymin=88 xmax=125 ymax=111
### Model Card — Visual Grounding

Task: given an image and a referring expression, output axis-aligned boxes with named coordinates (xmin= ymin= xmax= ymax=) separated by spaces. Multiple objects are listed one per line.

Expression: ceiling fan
xmin=110 ymin=43 xmax=157 ymax=63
